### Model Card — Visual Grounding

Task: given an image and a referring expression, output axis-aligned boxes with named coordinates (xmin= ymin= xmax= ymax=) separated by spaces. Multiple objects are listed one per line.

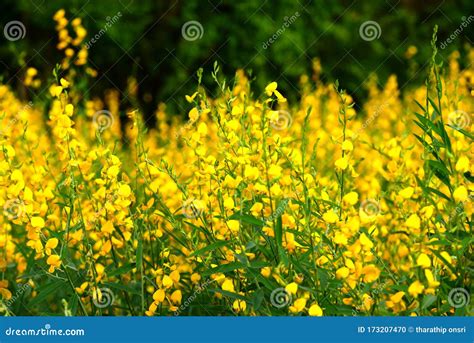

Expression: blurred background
xmin=1 ymin=0 xmax=473 ymax=123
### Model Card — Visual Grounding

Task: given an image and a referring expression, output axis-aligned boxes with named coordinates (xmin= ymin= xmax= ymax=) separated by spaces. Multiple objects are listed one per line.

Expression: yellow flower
xmin=341 ymin=140 xmax=353 ymax=151
xmin=45 ymin=238 xmax=59 ymax=255
xmin=416 ymin=253 xmax=431 ymax=268
xmin=268 ymin=165 xmax=282 ymax=179
xmin=162 ymin=275 xmax=173 ymax=288
xmin=390 ymin=291 xmax=405 ymax=303
xmin=223 ymin=196 xmax=235 ymax=210
xmin=60 ymin=78 xmax=70 ymax=88
xmin=31 ymin=217 xmax=45 ymax=229
xmin=308 ymin=303 xmax=323 ymax=316
xmin=399 ymin=187 xmax=414 ymax=199
xmin=453 ymin=186 xmax=468 ymax=202
xmin=322 ymin=210 xmax=338 ymax=224
xmin=455 ymin=156 xmax=469 ymax=173
xmin=222 ymin=279 xmax=235 ymax=292
xmin=260 ymin=267 xmax=271 ymax=278
xmin=233 ymin=299 xmax=247 ymax=312
xmin=289 ymin=297 xmax=307 ymax=313
xmin=362 ymin=264 xmax=380 ymax=283
xmin=285 ymin=282 xmax=298 ymax=295
xmin=424 ymin=270 xmax=440 ymax=288
xmin=405 ymin=214 xmax=420 ymax=229
xmin=244 ymin=165 xmax=259 ymax=180
xmin=170 ymin=290 xmax=182 ymax=304
xmin=335 ymin=156 xmax=348 ymax=170
xmin=47 ymin=254 xmax=61 ymax=273
xmin=227 ymin=220 xmax=240 ymax=233
xmin=343 ymin=191 xmax=358 ymax=205
xmin=265 ymin=82 xmax=278 ymax=96
xmin=408 ymin=280 xmax=424 ymax=298
xmin=153 ymin=289 xmax=165 ymax=303
xmin=336 ymin=267 xmax=350 ymax=279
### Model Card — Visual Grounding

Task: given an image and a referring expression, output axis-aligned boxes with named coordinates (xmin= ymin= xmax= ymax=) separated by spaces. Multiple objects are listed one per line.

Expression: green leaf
xmin=201 ymin=262 xmax=245 ymax=276
xmin=422 ymin=294 xmax=437 ymax=309
xmin=106 ymin=263 xmax=136 ymax=277
xmin=208 ymin=289 xmax=251 ymax=303
xmin=29 ymin=280 xmax=65 ymax=307
xmin=229 ymin=213 xmax=264 ymax=226
xmin=252 ymin=289 xmax=265 ymax=310
xmin=190 ymin=240 xmax=231 ymax=257
xmin=102 ymin=282 xmax=141 ymax=295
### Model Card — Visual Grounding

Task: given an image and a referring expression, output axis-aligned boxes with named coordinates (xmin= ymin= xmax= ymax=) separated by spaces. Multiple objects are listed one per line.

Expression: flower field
xmin=0 ymin=12 xmax=473 ymax=317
